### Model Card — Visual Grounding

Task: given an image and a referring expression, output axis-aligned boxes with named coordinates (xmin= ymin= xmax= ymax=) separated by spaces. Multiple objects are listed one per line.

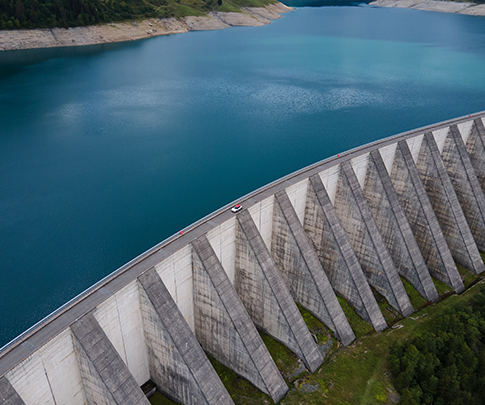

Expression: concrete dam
xmin=2 ymin=111 xmax=485 ymax=404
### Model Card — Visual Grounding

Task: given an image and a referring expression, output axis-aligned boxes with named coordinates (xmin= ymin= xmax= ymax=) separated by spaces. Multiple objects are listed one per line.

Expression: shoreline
xmin=0 ymin=2 xmax=292 ymax=51
xmin=370 ymin=0 xmax=485 ymax=16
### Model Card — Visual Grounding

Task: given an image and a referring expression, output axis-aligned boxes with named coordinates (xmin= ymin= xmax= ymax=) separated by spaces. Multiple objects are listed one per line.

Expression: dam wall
xmin=2 ymin=112 xmax=485 ymax=404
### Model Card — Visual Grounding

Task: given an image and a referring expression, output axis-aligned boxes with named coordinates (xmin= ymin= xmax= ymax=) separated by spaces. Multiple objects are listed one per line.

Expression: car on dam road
xmin=231 ymin=204 xmax=243 ymax=213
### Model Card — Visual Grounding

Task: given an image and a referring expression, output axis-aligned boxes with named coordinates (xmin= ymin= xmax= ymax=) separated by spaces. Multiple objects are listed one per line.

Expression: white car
xmin=231 ymin=204 xmax=242 ymax=213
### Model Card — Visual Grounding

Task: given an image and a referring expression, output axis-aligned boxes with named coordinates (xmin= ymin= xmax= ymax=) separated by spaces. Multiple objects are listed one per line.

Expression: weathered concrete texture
xmin=0 ymin=377 xmax=25 ymax=405
xmin=271 ymin=190 xmax=355 ymax=346
xmin=417 ymin=133 xmax=484 ymax=274
xmin=235 ymin=210 xmax=323 ymax=372
xmin=304 ymin=174 xmax=387 ymax=332
xmin=5 ymin=329 xmax=86 ymax=405
xmin=391 ymin=141 xmax=464 ymax=292
xmin=442 ymin=125 xmax=485 ymax=256
xmin=466 ymin=118 xmax=485 ymax=194
xmin=70 ymin=312 xmax=149 ymax=405
xmin=334 ymin=161 xmax=414 ymax=316
xmin=71 ymin=329 xmax=119 ymax=405
xmin=138 ymin=269 xmax=233 ymax=405
xmin=192 ymin=236 xmax=287 ymax=403
xmin=363 ymin=150 xmax=439 ymax=302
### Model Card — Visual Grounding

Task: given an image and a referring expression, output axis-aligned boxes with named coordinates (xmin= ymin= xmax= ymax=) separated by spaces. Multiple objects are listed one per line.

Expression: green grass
xmin=214 ymin=2 xmax=243 ymax=12
xmin=401 ymin=277 xmax=429 ymax=309
xmin=297 ymin=304 xmax=330 ymax=345
xmin=260 ymin=332 xmax=302 ymax=382
xmin=370 ymin=288 xmax=403 ymax=326
xmin=431 ymin=275 xmax=453 ymax=295
xmin=456 ymin=262 xmax=481 ymax=288
xmin=337 ymin=296 xmax=374 ymax=339
xmin=226 ymin=0 xmax=275 ymax=7
xmin=207 ymin=353 xmax=273 ymax=404
xmin=149 ymin=392 xmax=179 ymax=405
xmin=282 ymin=280 xmax=485 ymax=405
xmin=150 ymin=255 xmax=485 ymax=404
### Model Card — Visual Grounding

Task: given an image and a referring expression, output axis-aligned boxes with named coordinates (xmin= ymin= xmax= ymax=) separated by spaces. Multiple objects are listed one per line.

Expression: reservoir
xmin=1 ymin=4 xmax=485 ymax=348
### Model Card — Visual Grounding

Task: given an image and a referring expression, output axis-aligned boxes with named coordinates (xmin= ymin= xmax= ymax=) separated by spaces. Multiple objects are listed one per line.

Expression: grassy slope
xmin=150 ymin=257 xmax=485 ymax=405
xmin=281 ymin=269 xmax=485 ymax=405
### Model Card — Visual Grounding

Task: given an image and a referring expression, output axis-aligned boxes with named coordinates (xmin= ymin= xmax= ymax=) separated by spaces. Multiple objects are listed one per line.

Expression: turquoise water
xmin=1 ymin=5 xmax=485 ymax=347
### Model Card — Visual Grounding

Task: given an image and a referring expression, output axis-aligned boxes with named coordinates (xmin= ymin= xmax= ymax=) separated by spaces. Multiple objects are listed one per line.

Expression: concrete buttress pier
xmin=70 ymin=312 xmax=150 ymax=405
xmin=442 ymin=125 xmax=485 ymax=255
xmin=2 ymin=111 xmax=485 ymax=404
xmin=363 ymin=150 xmax=439 ymax=302
xmin=192 ymin=236 xmax=288 ymax=402
xmin=465 ymin=118 xmax=485 ymax=193
xmin=304 ymin=174 xmax=387 ymax=332
xmin=417 ymin=133 xmax=484 ymax=274
xmin=390 ymin=140 xmax=464 ymax=293
xmin=334 ymin=161 xmax=414 ymax=317
xmin=271 ymin=189 xmax=355 ymax=346
xmin=138 ymin=269 xmax=233 ymax=405
xmin=0 ymin=378 xmax=24 ymax=405
xmin=235 ymin=210 xmax=324 ymax=372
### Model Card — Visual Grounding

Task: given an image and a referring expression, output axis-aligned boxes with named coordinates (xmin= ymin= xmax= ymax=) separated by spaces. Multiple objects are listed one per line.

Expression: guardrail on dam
xmin=2 ymin=111 xmax=485 ymax=404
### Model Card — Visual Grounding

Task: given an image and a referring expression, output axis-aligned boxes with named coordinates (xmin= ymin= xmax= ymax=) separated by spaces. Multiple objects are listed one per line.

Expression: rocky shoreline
xmin=370 ymin=0 xmax=485 ymax=16
xmin=0 ymin=2 xmax=292 ymax=51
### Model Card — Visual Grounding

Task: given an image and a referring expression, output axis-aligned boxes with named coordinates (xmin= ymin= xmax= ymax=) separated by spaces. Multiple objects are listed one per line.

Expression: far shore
xmin=0 ymin=2 xmax=292 ymax=51
xmin=2 ymin=0 xmax=484 ymax=52
xmin=370 ymin=0 xmax=485 ymax=16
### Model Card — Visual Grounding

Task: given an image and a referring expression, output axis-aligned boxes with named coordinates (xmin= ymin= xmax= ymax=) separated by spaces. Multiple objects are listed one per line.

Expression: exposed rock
xmin=0 ymin=2 xmax=293 ymax=51
xmin=370 ymin=0 xmax=485 ymax=15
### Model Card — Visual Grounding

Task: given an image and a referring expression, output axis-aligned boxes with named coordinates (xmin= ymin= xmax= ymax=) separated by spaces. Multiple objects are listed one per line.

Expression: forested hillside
xmin=0 ymin=0 xmax=273 ymax=30
xmin=389 ymin=287 xmax=485 ymax=405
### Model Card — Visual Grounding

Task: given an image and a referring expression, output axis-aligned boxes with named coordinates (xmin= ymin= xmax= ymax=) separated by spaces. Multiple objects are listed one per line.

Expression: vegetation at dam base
xmin=0 ymin=0 xmax=275 ymax=30
xmin=390 ymin=291 xmax=485 ymax=405
xmin=146 ymin=256 xmax=485 ymax=405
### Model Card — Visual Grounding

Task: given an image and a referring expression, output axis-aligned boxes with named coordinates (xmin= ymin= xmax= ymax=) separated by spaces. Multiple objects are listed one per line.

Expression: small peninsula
xmin=0 ymin=2 xmax=292 ymax=51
